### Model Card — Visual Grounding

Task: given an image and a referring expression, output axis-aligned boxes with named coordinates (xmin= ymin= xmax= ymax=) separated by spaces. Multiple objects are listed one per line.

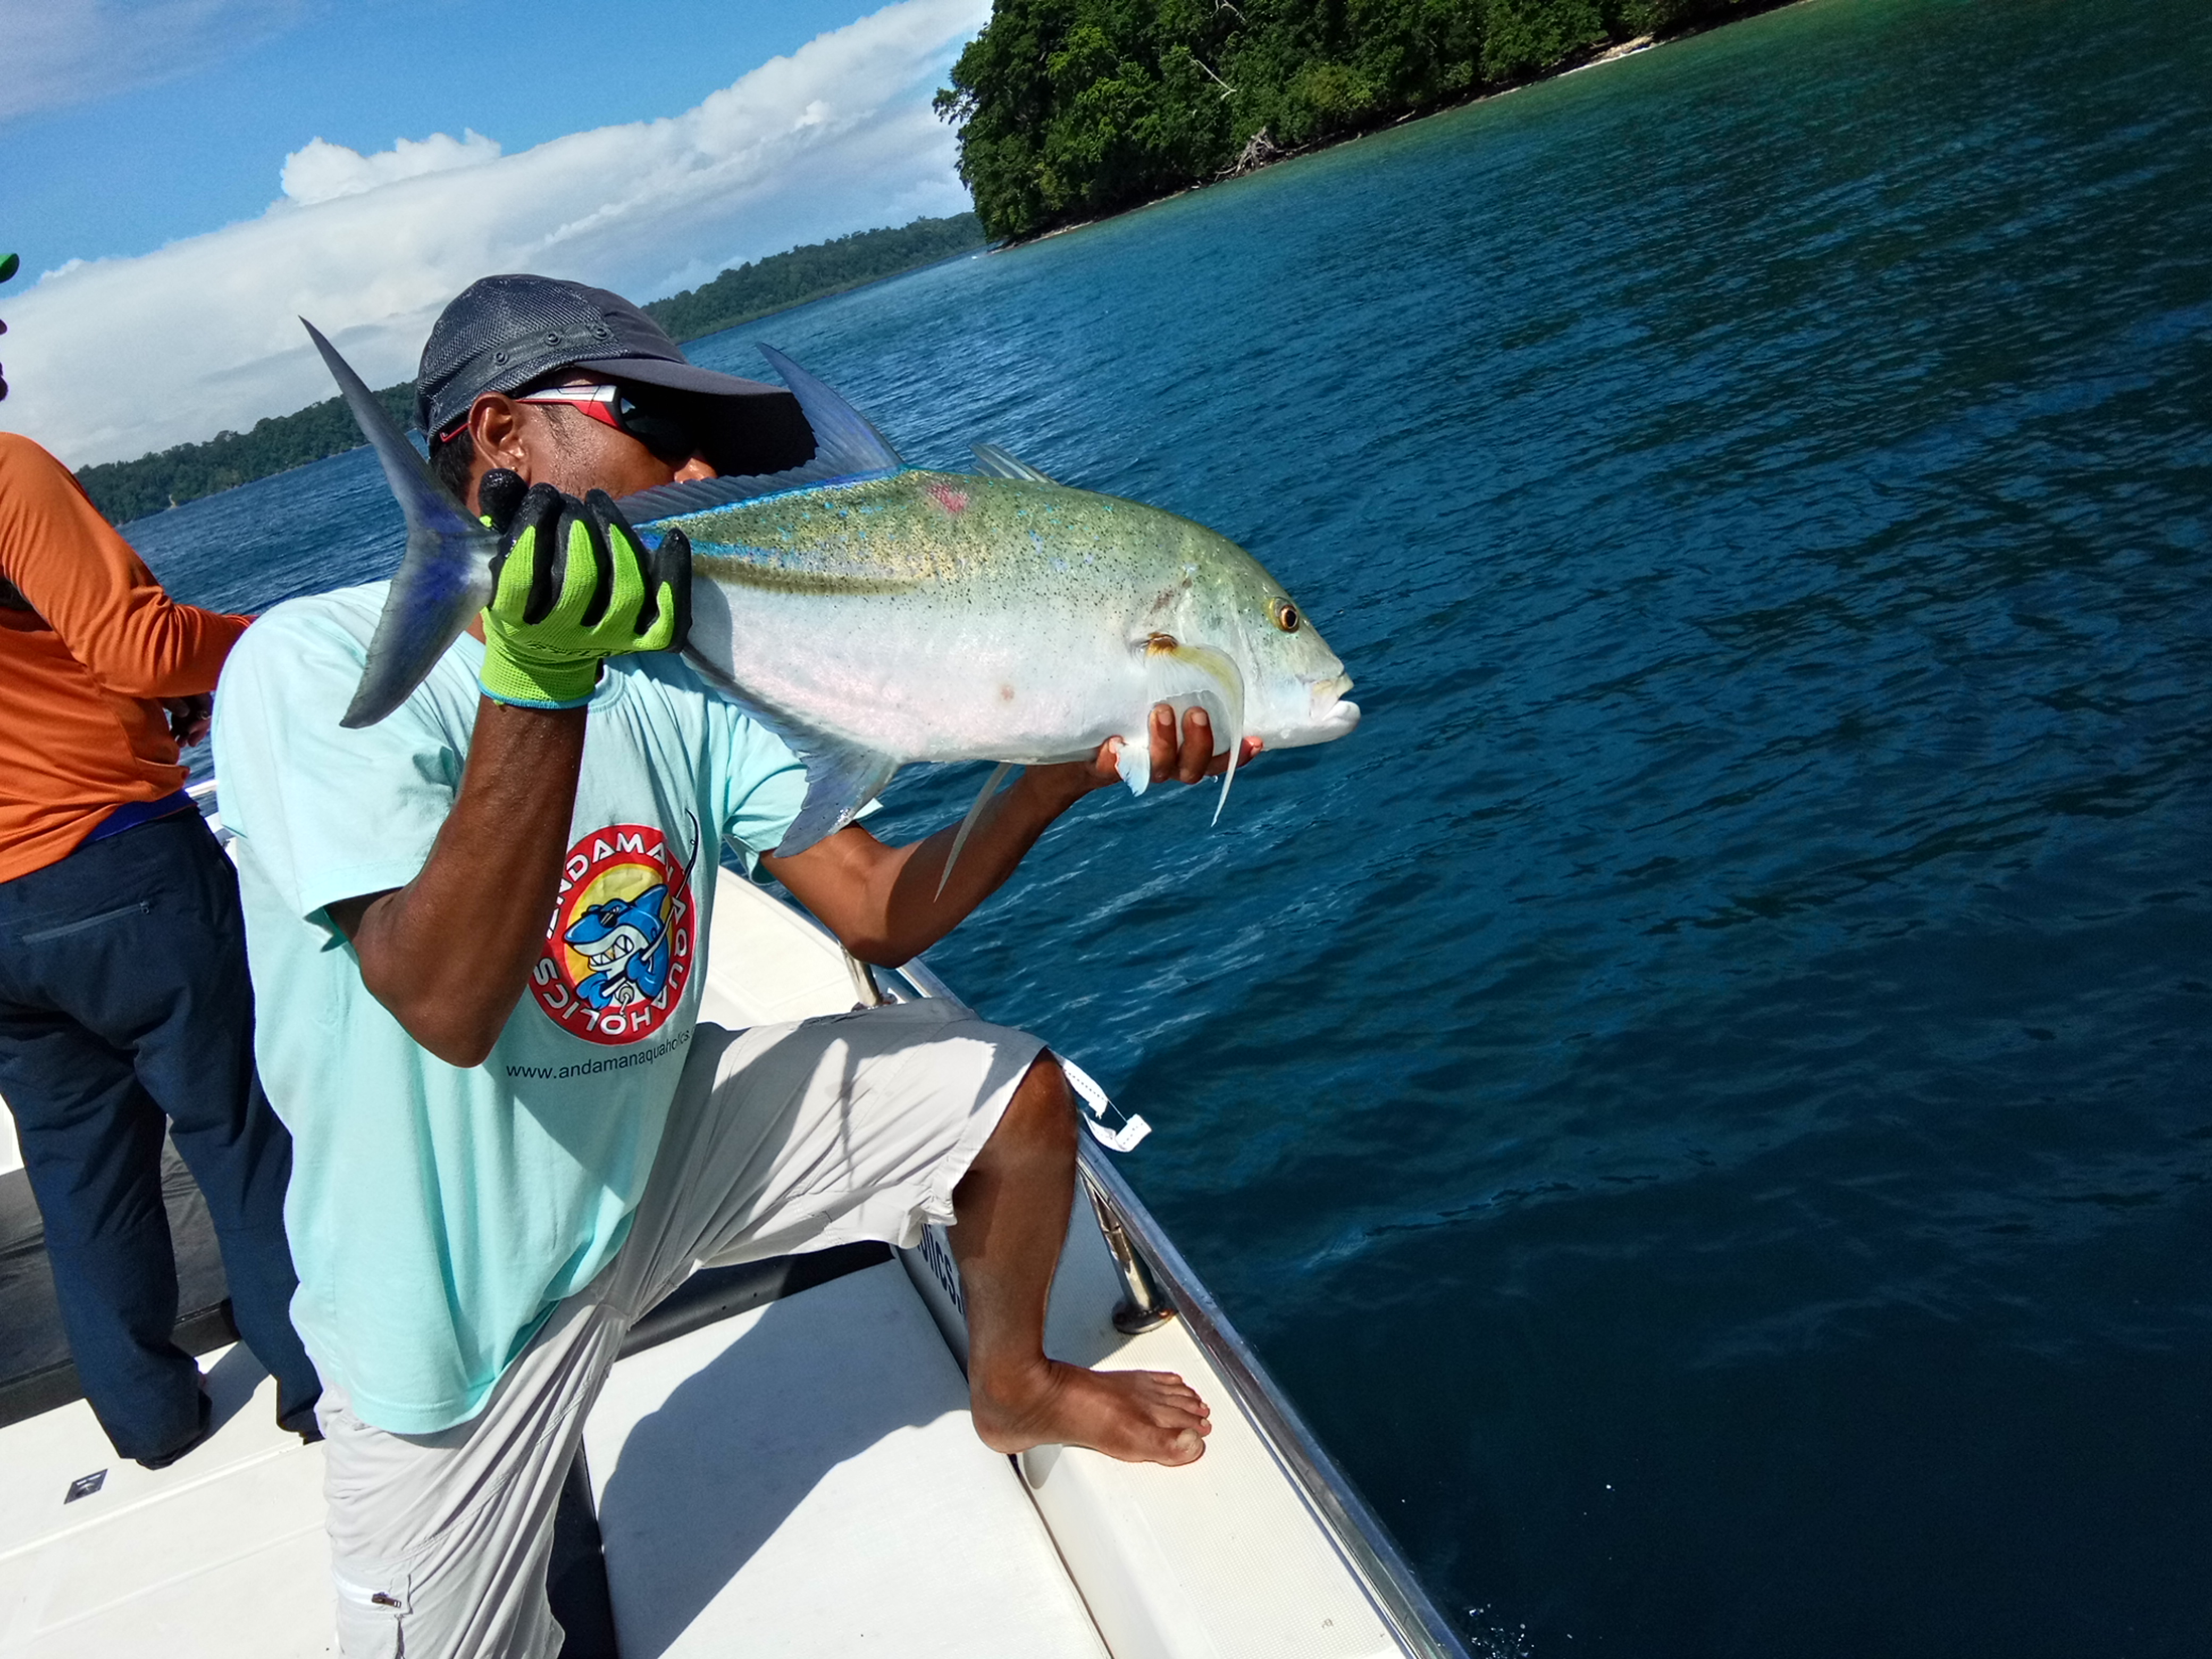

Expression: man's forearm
xmin=768 ymin=706 xmax=1251 ymax=968
xmin=335 ymin=700 xmax=588 ymax=1066
xmin=768 ymin=767 xmax=1092 ymax=967
xmin=878 ymin=766 xmax=1092 ymax=960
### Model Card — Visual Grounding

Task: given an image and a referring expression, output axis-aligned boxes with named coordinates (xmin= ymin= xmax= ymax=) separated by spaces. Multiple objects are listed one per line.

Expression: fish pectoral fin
xmin=772 ymin=736 xmax=902 ymax=860
xmin=1145 ymin=640 xmax=1247 ymax=826
xmin=302 ymin=320 xmax=496 ymax=729
xmin=1115 ymin=735 xmax=1152 ymax=797
xmin=970 ymin=442 xmax=1065 ymax=486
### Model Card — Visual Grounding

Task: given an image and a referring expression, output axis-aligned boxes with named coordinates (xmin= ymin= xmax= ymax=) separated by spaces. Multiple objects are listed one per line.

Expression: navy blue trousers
xmin=0 ymin=810 xmax=320 ymax=1460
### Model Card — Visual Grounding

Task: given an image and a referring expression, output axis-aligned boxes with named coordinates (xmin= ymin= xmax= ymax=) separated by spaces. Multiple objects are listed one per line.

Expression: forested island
xmin=79 ymin=213 xmax=985 ymax=525
xmin=937 ymin=0 xmax=1775 ymax=239
xmin=640 ymin=212 xmax=986 ymax=341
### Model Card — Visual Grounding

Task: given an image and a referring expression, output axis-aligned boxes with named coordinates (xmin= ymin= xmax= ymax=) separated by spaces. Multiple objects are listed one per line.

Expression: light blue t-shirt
xmin=212 ymin=583 xmax=807 ymax=1433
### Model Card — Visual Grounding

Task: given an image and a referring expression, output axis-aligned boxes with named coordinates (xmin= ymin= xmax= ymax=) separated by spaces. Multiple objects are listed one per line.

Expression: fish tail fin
xmin=301 ymin=320 xmax=497 ymax=728
xmin=935 ymin=762 xmax=1017 ymax=900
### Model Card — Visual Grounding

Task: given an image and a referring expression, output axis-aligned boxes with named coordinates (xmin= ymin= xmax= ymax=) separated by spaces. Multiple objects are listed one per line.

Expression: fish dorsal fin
xmin=756 ymin=343 xmax=904 ymax=475
xmin=617 ymin=346 xmax=905 ymax=523
xmin=301 ymin=319 xmax=497 ymax=728
xmin=970 ymin=442 xmax=1062 ymax=485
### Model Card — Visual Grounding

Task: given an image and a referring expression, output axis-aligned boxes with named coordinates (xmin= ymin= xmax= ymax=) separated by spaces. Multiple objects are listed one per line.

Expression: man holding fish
xmin=213 ymin=274 xmax=1362 ymax=1657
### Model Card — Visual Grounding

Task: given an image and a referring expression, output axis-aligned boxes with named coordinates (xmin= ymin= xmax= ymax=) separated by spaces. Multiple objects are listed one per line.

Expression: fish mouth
xmin=1266 ymin=675 xmax=1360 ymax=749
xmin=1313 ymin=698 xmax=1362 ymax=736
xmin=1312 ymin=674 xmax=1359 ymax=728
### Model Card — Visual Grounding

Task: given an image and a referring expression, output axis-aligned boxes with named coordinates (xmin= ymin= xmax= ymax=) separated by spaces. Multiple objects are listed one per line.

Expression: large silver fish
xmin=307 ymin=323 xmax=1360 ymax=865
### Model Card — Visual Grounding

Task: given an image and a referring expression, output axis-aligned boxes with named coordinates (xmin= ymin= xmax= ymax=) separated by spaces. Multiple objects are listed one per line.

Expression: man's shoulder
xmin=217 ymin=581 xmax=453 ymax=760
xmin=236 ymin=582 xmax=391 ymax=659
xmin=615 ymin=655 xmax=792 ymax=748
xmin=613 ymin=648 xmax=720 ymax=708
xmin=224 ymin=583 xmax=414 ymax=701
xmin=605 ymin=655 xmax=805 ymax=803
xmin=0 ymin=432 xmax=62 ymax=474
xmin=0 ymin=433 xmax=102 ymax=523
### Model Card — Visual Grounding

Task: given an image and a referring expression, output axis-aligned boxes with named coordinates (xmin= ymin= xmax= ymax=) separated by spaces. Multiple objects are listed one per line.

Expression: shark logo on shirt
xmin=564 ymin=884 xmax=674 ymax=1010
xmin=529 ymin=820 xmax=697 ymax=1044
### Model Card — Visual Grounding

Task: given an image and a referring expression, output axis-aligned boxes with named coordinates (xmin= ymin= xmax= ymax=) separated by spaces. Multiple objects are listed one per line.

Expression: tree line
xmin=641 ymin=212 xmax=986 ymax=341
xmin=936 ymin=0 xmax=1771 ymax=240
xmin=78 ymin=213 xmax=986 ymax=525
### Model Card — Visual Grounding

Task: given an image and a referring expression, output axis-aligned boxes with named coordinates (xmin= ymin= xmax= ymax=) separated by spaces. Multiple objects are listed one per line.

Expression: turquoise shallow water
xmin=129 ymin=0 xmax=2210 ymax=1649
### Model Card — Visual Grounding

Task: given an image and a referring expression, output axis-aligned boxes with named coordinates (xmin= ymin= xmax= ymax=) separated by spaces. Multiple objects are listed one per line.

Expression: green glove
xmin=476 ymin=478 xmax=691 ymax=709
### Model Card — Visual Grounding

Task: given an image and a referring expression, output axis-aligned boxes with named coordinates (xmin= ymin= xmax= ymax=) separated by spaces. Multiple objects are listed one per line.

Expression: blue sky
xmin=3 ymin=2 xmax=880 ymax=270
xmin=0 ymin=0 xmax=987 ymax=464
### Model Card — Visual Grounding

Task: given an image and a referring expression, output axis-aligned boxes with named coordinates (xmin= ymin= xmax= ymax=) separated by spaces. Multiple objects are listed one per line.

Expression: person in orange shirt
xmin=0 ymin=429 xmax=320 ymax=1465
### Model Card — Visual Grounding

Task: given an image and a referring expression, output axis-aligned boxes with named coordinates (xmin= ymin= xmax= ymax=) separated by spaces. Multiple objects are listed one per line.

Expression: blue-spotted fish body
xmin=677 ymin=467 xmax=1354 ymax=763
xmin=304 ymin=324 xmax=1359 ymax=859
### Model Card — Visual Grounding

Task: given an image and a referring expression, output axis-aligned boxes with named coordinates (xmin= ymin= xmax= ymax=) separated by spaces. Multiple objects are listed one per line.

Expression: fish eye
xmin=1271 ymin=599 xmax=1300 ymax=633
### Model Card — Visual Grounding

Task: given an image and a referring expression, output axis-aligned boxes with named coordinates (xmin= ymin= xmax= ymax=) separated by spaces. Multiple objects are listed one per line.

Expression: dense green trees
xmin=77 ymin=383 xmax=416 ymax=526
xmin=937 ymin=0 xmax=1765 ymax=238
xmin=642 ymin=213 xmax=985 ymax=341
xmin=77 ymin=214 xmax=987 ymax=524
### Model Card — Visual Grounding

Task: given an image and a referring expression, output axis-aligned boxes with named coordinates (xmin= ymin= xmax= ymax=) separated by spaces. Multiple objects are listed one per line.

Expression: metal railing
xmin=891 ymin=953 xmax=1472 ymax=1659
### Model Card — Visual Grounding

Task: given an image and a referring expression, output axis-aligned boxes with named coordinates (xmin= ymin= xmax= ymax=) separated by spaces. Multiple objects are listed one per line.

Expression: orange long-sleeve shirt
xmin=0 ymin=433 xmax=253 ymax=882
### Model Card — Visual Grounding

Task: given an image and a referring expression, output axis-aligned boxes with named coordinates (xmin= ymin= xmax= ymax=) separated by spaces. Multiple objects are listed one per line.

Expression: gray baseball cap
xmin=415 ymin=273 xmax=814 ymax=474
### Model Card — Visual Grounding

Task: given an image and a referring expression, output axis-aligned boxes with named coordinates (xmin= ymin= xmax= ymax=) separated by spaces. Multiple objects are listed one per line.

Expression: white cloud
xmin=0 ymin=0 xmax=298 ymax=122
xmin=280 ymin=130 xmax=503 ymax=206
xmin=0 ymin=0 xmax=987 ymax=466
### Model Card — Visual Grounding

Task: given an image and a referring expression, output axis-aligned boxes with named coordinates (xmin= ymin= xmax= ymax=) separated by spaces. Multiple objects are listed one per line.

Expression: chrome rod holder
xmin=843 ymin=949 xmax=888 ymax=1009
xmin=1078 ymin=1162 xmax=1173 ymax=1335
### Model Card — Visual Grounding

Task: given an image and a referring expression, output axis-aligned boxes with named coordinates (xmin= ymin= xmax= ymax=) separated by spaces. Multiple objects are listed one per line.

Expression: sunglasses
xmin=508 ymin=381 xmax=702 ymax=462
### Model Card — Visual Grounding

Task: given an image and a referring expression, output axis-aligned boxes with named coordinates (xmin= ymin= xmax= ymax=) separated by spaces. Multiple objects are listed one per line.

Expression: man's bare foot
xmin=971 ymin=1360 xmax=1212 ymax=1465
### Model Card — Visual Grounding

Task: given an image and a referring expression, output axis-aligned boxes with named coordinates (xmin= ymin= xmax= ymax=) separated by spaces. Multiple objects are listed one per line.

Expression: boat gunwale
xmin=890 ymin=951 xmax=1472 ymax=1659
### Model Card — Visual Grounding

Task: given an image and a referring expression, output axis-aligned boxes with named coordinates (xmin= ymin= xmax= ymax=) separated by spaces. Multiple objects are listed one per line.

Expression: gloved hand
xmin=474 ymin=472 xmax=691 ymax=709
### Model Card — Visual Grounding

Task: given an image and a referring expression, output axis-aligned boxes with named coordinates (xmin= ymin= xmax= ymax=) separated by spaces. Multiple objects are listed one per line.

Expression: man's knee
xmin=1005 ymin=1051 xmax=1079 ymax=1151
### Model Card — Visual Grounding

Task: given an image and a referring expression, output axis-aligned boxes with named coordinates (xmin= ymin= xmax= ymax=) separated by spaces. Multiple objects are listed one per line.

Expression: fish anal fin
xmin=935 ymin=761 xmax=1018 ymax=900
xmin=773 ymin=737 xmax=901 ymax=860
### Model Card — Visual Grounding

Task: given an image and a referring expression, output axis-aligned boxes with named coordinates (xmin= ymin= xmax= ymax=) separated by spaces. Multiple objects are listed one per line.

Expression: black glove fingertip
xmin=478 ymin=468 xmax=526 ymax=532
xmin=656 ymin=526 xmax=693 ymax=653
xmin=577 ymin=490 xmax=627 ymax=629
xmin=517 ymin=484 xmax=569 ymax=625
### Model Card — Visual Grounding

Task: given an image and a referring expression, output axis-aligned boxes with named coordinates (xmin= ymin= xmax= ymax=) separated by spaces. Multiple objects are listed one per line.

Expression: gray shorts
xmin=317 ymin=999 xmax=1045 ymax=1658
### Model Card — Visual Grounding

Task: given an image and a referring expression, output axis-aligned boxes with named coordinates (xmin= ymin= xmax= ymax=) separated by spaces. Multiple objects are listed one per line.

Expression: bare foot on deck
xmin=972 ymin=1360 xmax=1212 ymax=1465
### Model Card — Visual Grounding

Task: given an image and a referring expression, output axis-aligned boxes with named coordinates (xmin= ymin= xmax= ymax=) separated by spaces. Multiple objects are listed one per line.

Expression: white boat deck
xmin=0 ymin=1350 xmax=331 ymax=1655
xmin=0 ymin=872 xmax=1448 ymax=1658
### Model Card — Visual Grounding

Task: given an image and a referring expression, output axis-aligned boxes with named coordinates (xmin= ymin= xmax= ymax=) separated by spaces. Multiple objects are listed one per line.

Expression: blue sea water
xmin=126 ymin=0 xmax=2210 ymax=1650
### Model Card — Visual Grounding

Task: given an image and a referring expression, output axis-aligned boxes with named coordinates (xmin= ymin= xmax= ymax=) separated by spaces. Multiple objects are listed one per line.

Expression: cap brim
xmin=569 ymin=355 xmax=816 ymax=476
xmin=567 ymin=355 xmax=786 ymax=401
